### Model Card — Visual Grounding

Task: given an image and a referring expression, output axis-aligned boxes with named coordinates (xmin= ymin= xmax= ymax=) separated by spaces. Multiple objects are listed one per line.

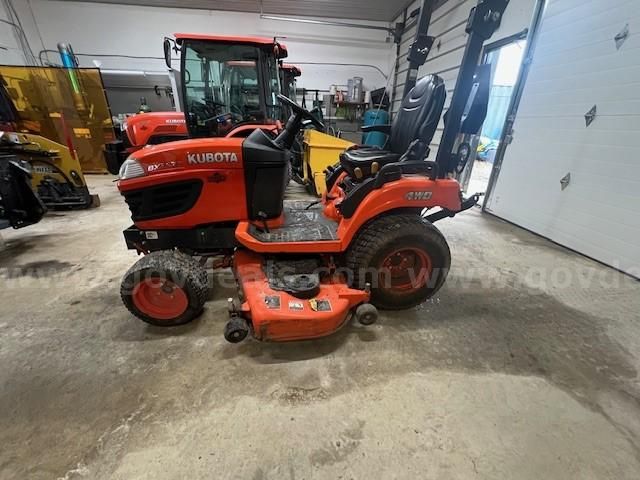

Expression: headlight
xmin=118 ymin=157 xmax=145 ymax=180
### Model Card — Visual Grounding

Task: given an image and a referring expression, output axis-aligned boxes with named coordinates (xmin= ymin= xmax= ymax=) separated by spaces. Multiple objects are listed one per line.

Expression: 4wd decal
xmin=187 ymin=152 xmax=238 ymax=165
xmin=405 ymin=191 xmax=433 ymax=200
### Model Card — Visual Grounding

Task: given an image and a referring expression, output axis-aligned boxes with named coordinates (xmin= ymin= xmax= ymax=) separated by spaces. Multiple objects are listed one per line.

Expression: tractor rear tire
xmin=121 ymin=250 xmax=209 ymax=326
xmin=345 ymin=214 xmax=451 ymax=310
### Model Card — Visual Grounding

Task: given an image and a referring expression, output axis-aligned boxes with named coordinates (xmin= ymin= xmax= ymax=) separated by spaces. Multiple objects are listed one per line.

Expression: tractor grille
xmin=147 ymin=133 xmax=188 ymax=145
xmin=123 ymin=180 xmax=202 ymax=221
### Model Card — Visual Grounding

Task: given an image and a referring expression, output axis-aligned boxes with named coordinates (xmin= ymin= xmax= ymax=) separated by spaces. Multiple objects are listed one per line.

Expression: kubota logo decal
xmin=405 ymin=191 xmax=433 ymax=200
xmin=187 ymin=152 xmax=239 ymax=164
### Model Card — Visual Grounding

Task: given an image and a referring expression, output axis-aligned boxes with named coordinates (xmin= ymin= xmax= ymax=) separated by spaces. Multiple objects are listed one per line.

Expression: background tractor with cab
xmin=104 ymin=34 xmax=289 ymax=175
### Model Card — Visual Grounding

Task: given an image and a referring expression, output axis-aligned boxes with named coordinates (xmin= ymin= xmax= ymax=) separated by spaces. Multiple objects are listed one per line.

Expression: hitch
xmin=425 ymin=193 xmax=482 ymax=223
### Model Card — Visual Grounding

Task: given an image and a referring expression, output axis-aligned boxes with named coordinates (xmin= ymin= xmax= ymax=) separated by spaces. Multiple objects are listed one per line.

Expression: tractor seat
xmin=339 ymin=75 xmax=446 ymax=182
xmin=340 ymin=147 xmax=401 ymax=180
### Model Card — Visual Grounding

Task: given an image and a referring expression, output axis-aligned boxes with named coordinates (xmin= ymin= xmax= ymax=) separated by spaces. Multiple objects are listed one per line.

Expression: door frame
xmin=482 ymin=0 xmax=548 ymax=212
xmin=458 ymin=28 xmax=529 ymax=192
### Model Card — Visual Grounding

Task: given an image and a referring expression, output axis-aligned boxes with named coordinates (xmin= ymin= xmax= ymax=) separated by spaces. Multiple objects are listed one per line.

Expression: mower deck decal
xmin=264 ymin=295 xmax=281 ymax=309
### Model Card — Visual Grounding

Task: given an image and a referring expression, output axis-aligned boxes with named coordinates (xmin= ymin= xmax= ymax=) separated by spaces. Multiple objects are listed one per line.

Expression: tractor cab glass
xmin=181 ymin=41 xmax=282 ymax=138
xmin=278 ymin=65 xmax=301 ymax=120
xmin=280 ymin=69 xmax=298 ymax=103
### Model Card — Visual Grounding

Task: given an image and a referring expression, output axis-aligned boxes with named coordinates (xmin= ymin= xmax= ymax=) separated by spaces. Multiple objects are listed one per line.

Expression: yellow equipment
xmin=0 ymin=131 xmax=99 ymax=209
xmin=303 ymin=129 xmax=354 ymax=196
xmin=0 ymin=65 xmax=115 ymax=174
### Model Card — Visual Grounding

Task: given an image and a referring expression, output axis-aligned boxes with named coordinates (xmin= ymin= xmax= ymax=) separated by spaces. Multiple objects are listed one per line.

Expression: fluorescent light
xmin=100 ymin=69 xmax=146 ymax=76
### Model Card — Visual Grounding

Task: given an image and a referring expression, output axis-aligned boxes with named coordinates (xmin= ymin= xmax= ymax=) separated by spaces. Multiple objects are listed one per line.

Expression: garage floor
xmin=1 ymin=176 xmax=639 ymax=479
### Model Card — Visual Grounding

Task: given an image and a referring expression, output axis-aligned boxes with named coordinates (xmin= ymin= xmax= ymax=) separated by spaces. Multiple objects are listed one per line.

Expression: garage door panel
xmin=487 ymin=160 xmax=638 ymax=274
xmin=529 ymin=38 xmax=640 ymax=82
xmin=518 ymin=84 xmax=640 ymax=117
xmin=556 ymin=196 xmax=640 ymax=239
xmin=488 ymin=0 xmax=640 ymax=275
xmin=498 ymin=121 xmax=640 ymax=185
xmin=536 ymin=13 xmax=640 ymax=55
xmin=542 ymin=0 xmax=636 ymax=32
xmin=509 ymin=125 xmax=640 ymax=171
xmin=512 ymin=113 xmax=640 ymax=133
xmin=519 ymin=99 xmax=640 ymax=118
xmin=524 ymin=66 xmax=640 ymax=98
xmin=501 ymin=142 xmax=640 ymax=191
xmin=534 ymin=30 xmax=640 ymax=69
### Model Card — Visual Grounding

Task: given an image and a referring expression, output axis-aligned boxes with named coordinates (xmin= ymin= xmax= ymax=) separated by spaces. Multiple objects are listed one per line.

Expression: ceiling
xmin=51 ymin=0 xmax=416 ymax=22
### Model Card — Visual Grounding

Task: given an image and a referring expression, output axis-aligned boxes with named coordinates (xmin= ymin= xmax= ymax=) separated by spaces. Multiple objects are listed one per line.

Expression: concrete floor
xmin=1 ymin=176 xmax=639 ymax=479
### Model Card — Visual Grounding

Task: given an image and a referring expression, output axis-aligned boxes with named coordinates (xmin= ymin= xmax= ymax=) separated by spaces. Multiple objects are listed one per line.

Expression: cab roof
xmin=174 ymin=33 xmax=288 ymax=58
xmin=281 ymin=64 xmax=302 ymax=76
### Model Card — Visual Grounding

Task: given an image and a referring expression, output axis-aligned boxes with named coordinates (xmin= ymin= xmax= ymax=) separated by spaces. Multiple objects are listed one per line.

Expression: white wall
xmin=0 ymin=1 xmax=34 ymax=65
xmin=10 ymin=0 xmax=396 ymax=93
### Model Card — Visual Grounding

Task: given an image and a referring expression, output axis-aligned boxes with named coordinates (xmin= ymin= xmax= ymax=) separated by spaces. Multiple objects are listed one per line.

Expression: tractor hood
xmin=118 ymin=137 xmax=245 ymax=185
xmin=124 ymin=112 xmax=187 ymax=148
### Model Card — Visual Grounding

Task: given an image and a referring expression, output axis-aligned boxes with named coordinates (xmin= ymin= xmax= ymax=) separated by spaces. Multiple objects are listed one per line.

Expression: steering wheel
xmin=277 ymin=94 xmax=324 ymax=130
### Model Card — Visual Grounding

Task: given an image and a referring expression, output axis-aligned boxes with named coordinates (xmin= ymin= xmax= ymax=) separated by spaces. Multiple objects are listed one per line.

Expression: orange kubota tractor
xmin=104 ymin=35 xmax=288 ymax=174
xmin=115 ymin=0 xmax=508 ymax=342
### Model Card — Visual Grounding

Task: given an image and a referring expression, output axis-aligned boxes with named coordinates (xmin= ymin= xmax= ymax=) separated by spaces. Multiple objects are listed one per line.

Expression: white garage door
xmin=485 ymin=0 xmax=640 ymax=276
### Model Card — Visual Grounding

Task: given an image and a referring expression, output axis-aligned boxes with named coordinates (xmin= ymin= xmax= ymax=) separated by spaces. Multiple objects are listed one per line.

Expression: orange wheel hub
xmin=379 ymin=248 xmax=432 ymax=293
xmin=132 ymin=278 xmax=189 ymax=320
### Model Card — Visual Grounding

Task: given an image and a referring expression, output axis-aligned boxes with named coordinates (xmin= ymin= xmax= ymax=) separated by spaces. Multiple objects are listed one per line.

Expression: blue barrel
xmin=362 ymin=109 xmax=390 ymax=147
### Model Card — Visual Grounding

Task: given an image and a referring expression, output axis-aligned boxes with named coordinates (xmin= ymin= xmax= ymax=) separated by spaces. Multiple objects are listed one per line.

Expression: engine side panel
xmin=118 ymin=137 xmax=248 ymax=229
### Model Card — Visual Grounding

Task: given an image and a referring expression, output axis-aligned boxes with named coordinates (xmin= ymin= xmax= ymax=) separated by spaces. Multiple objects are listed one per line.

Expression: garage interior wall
xmin=485 ymin=0 xmax=639 ymax=277
xmin=5 ymin=0 xmax=397 ymax=93
xmin=0 ymin=1 xmax=39 ymax=65
xmin=391 ymin=0 xmax=537 ymax=150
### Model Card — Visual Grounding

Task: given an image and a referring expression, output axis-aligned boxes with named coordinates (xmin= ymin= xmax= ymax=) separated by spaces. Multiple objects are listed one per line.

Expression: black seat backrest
xmin=389 ymin=75 xmax=446 ymax=155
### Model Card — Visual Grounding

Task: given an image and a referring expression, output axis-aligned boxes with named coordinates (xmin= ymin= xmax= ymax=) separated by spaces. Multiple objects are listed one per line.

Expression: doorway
xmin=464 ymin=34 xmax=527 ymax=195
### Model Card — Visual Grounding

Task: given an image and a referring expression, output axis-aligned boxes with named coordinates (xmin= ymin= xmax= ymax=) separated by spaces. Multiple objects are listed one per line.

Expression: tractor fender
xmin=335 ymin=177 xmax=462 ymax=251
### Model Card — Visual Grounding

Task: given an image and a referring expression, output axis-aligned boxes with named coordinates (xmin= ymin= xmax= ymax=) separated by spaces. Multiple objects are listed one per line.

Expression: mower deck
xmin=248 ymin=201 xmax=338 ymax=243
xmin=233 ymin=250 xmax=369 ymax=341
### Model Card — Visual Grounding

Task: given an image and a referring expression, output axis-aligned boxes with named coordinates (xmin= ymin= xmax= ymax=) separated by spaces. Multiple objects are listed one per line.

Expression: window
xmin=182 ymin=41 xmax=275 ymax=137
xmin=264 ymin=53 xmax=281 ymax=121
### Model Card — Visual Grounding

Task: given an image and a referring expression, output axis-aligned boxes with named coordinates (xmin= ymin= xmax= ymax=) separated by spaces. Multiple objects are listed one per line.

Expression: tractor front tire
xmin=121 ymin=250 xmax=209 ymax=327
xmin=346 ymin=214 xmax=451 ymax=310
